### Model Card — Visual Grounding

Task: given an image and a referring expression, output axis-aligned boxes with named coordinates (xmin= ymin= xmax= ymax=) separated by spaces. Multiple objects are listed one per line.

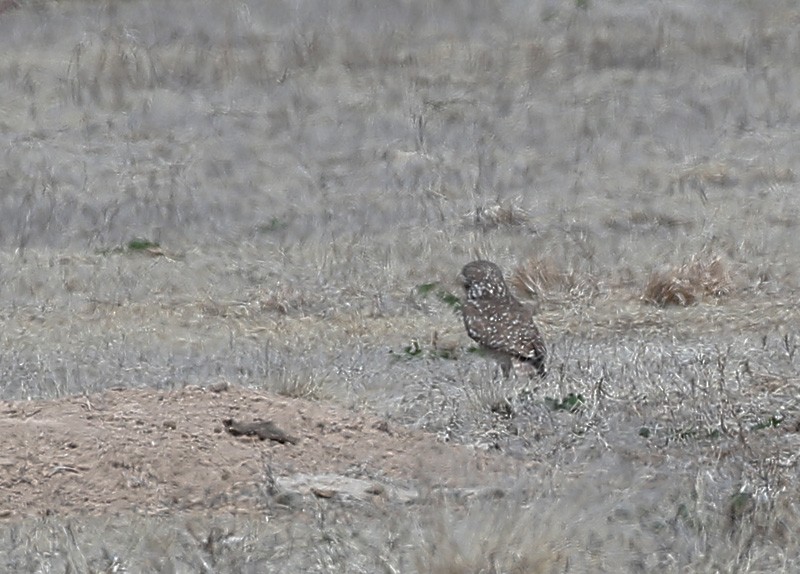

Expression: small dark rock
xmin=223 ymin=418 xmax=298 ymax=444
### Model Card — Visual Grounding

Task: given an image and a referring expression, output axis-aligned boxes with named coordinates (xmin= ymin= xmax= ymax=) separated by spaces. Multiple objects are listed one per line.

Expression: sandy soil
xmin=0 ymin=385 xmax=526 ymax=519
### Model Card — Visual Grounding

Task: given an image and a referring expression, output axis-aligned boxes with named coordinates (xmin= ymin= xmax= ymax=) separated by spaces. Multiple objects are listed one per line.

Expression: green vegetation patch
xmin=127 ymin=238 xmax=160 ymax=251
xmin=414 ymin=282 xmax=462 ymax=313
xmin=751 ymin=415 xmax=783 ymax=431
xmin=390 ymin=339 xmax=459 ymax=362
xmin=545 ymin=392 xmax=585 ymax=413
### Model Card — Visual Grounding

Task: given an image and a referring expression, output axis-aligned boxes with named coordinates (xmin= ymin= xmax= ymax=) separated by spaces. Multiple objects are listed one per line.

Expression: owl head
xmin=460 ymin=260 xmax=509 ymax=301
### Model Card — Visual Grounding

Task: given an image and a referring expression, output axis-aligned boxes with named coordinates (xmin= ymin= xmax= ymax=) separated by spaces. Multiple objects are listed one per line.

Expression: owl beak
xmin=458 ymin=272 xmax=468 ymax=290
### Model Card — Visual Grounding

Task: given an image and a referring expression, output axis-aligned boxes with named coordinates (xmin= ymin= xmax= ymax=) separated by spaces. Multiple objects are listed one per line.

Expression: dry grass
xmin=643 ymin=255 xmax=732 ymax=306
xmin=411 ymin=458 xmax=800 ymax=574
xmin=511 ymin=255 xmax=598 ymax=302
xmin=2 ymin=0 xmax=800 ymax=571
xmin=467 ymin=199 xmax=531 ymax=231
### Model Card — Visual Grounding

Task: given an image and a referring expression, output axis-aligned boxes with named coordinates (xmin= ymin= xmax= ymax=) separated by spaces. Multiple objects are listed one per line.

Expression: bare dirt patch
xmin=0 ymin=386 xmax=525 ymax=519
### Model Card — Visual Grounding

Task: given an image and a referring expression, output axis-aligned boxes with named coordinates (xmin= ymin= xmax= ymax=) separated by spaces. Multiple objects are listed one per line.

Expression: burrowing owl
xmin=460 ymin=260 xmax=547 ymax=377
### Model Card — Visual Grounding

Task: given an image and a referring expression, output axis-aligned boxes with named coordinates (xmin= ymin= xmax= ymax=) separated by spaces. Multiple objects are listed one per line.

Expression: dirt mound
xmin=0 ymin=385 xmax=525 ymax=519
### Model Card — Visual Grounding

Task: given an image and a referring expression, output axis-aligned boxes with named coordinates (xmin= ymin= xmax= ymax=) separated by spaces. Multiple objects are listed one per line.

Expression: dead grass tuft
xmin=468 ymin=200 xmax=531 ymax=231
xmin=643 ymin=255 xmax=732 ymax=306
xmin=254 ymin=286 xmax=318 ymax=315
xmin=511 ymin=256 xmax=596 ymax=300
xmin=274 ymin=371 xmax=328 ymax=400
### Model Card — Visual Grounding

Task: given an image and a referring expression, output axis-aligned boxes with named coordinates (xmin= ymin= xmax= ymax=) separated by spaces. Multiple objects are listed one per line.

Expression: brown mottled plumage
xmin=460 ymin=260 xmax=547 ymax=377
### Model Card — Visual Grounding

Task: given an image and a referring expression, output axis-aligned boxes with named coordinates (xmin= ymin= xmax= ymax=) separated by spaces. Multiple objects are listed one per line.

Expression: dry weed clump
xmin=643 ymin=256 xmax=731 ymax=306
xmin=256 ymin=286 xmax=315 ymax=315
xmin=468 ymin=200 xmax=531 ymax=231
xmin=511 ymin=256 xmax=596 ymax=300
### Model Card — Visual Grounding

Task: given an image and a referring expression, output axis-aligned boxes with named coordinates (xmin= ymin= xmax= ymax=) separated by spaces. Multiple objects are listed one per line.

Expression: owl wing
xmin=463 ymin=300 xmax=547 ymax=376
xmin=506 ymin=318 xmax=547 ymax=377
xmin=464 ymin=300 xmax=547 ymax=377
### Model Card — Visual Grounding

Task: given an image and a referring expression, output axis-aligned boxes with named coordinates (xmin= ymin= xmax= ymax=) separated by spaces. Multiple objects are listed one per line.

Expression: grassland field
xmin=2 ymin=0 xmax=800 ymax=572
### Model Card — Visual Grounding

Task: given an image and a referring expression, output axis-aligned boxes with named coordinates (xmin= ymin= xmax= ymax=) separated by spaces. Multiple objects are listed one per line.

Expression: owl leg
xmin=498 ymin=355 xmax=513 ymax=379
